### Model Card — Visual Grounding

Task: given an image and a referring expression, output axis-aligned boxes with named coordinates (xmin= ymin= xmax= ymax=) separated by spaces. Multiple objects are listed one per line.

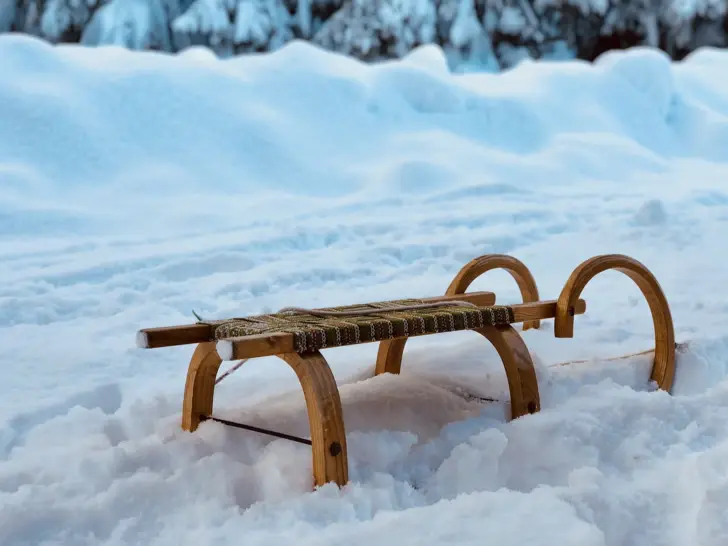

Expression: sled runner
xmin=136 ymin=253 xmax=676 ymax=490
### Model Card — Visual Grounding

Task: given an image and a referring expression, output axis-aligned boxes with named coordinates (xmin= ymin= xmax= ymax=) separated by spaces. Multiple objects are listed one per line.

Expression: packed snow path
xmin=2 ymin=36 xmax=728 ymax=545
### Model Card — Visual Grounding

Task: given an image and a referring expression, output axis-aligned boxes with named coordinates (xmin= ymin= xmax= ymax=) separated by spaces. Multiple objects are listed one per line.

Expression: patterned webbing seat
xmin=201 ymin=298 xmax=515 ymax=354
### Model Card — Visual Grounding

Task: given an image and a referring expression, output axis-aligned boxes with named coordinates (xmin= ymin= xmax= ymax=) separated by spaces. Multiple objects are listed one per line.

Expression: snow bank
xmin=2 ymin=35 xmax=728 ymax=545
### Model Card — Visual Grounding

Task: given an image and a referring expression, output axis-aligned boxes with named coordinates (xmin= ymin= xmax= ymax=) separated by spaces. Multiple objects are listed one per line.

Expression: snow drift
xmin=2 ymin=35 xmax=728 ymax=545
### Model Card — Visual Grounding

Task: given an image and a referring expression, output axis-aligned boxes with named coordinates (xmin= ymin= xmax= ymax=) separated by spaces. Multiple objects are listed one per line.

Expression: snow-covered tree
xmin=281 ymin=0 xmax=342 ymax=38
xmin=536 ymin=0 xmax=727 ymax=61
xmin=436 ymin=0 xmax=499 ymax=71
xmin=80 ymin=0 xmax=190 ymax=51
xmin=0 ymin=0 xmax=16 ymax=32
xmin=294 ymin=0 xmax=312 ymax=36
xmin=313 ymin=0 xmax=437 ymax=61
xmin=1 ymin=0 xmax=727 ymax=70
xmin=172 ymin=0 xmax=292 ymax=56
xmin=40 ymin=0 xmax=104 ymax=42
xmin=660 ymin=0 xmax=727 ymax=53
xmin=2 ymin=0 xmax=39 ymax=35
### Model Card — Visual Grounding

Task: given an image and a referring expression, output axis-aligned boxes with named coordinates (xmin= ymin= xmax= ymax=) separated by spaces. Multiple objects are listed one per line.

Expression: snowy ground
xmin=2 ymin=35 xmax=728 ymax=545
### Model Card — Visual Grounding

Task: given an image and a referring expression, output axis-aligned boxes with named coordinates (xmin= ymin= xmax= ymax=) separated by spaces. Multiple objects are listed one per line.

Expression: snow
xmin=2 ymin=34 xmax=728 ymax=545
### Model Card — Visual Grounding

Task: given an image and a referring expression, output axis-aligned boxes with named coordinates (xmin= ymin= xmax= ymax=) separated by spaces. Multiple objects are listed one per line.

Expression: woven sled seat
xmin=136 ymin=253 xmax=677 ymax=491
xmin=203 ymin=299 xmax=516 ymax=354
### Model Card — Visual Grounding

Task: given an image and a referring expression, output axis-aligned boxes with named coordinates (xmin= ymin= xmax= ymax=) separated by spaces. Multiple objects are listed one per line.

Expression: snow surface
xmin=2 ymin=35 xmax=728 ymax=545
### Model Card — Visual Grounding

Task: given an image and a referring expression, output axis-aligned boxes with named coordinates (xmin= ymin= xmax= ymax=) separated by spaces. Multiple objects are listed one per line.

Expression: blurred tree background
xmin=1 ymin=0 xmax=726 ymax=70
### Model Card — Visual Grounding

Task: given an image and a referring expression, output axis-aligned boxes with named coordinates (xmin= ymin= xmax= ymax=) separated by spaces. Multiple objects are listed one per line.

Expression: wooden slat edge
xmin=218 ymin=298 xmax=587 ymax=361
xmin=136 ymin=291 xmax=496 ymax=349
xmin=137 ymin=323 xmax=213 ymax=349
xmin=512 ymin=298 xmax=586 ymax=323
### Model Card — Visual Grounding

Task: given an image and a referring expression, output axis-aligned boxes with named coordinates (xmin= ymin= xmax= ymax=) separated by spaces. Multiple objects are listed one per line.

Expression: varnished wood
xmin=512 ymin=298 xmax=586 ymax=323
xmin=279 ymin=351 xmax=348 ymax=488
xmin=182 ymin=342 xmax=223 ymax=431
xmin=140 ymin=252 xmax=683 ymax=492
xmin=138 ymin=291 xmax=495 ymax=350
xmin=447 ymin=254 xmax=541 ymax=330
xmin=218 ymin=298 xmax=586 ymax=362
xmin=138 ymin=323 xmax=213 ymax=349
xmin=182 ymin=344 xmax=348 ymax=488
xmin=554 ymin=254 xmax=676 ymax=391
xmin=374 ymin=338 xmax=407 ymax=376
xmin=374 ymin=298 xmax=586 ymax=376
xmin=373 ymin=254 xmax=545 ymax=420
xmin=375 ymin=325 xmax=540 ymax=419
xmin=476 ymin=325 xmax=541 ymax=418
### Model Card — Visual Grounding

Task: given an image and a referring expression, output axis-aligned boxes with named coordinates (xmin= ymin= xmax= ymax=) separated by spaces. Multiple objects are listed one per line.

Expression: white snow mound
xmin=2 ymin=35 xmax=728 ymax=545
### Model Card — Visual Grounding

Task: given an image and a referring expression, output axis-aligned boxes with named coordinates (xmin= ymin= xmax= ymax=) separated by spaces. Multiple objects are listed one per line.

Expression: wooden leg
xmin=375 ymin=337 xmax=407 ymax=376
xmin=182 ymin=341 xmax=223 ymax=432
xmin=447 ymin=254 xmax=541 ymax=330
xmin=555 ymin=254 xmax=676 ymax=392
xmin=476 ymin=325 xmax=540 ymax=418
xmin=182 ymin=344 xmax=348 ymax=488
xmin=375 ymin=325 xmax=540 ymax=420
xmin=278 ymin=351 xmax=348 ymax=488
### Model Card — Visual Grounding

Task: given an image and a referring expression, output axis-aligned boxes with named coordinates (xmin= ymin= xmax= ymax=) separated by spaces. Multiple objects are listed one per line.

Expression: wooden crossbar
xmin=137 ymin=291 xmax=497 ymax=350
xmin=216 ymin=298 xmax=587 ymax=361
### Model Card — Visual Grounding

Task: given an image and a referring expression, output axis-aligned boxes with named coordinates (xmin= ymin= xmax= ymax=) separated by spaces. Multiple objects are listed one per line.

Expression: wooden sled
xmin=136 ymin=253 xmax=676 ymax=490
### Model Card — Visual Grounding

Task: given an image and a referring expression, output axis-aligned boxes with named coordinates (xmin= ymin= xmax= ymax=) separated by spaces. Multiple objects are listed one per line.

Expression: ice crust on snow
xmin=2 ymin=36 xmax=728 ymax=545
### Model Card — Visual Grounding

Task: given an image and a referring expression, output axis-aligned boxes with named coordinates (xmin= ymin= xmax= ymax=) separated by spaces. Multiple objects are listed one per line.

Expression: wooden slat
xmin=513 ymin=298 xmax=586 ymax=323
xmin=217 ymin=298 xmax=587 ymax=361
xmin=137 ymin=291 xmax=496 ymax=350
xmin=136 ymin=324 xmax=213 ymax=349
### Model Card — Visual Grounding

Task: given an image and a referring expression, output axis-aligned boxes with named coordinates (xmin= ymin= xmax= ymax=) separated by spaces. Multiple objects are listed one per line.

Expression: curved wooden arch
xmin=279 ymin=351 xmax=348 ymax=487
xmin=182 ymin=343 xmax=348 ymax=487
xmin=554 ymin=254 xmax=676 ymax=392
xmin=182 ymin=341 xmax=223 ymax=432
xmin=375 ymin=254 xmax=542 ymax=418
xmin=446 ymin=254 xmax=541 ymax=330
xmin=376 ymin=325 xmax=540 ymax=419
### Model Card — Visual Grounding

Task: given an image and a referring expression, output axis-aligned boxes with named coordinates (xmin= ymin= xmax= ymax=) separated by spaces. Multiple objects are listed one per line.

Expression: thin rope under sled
xmin=215 ymin=358 xmax=249 ymax=384
xmin=210 ymin=357 xmax=311 ymax=445
xmin=199 ymin=415 xmax=312 ymax=445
